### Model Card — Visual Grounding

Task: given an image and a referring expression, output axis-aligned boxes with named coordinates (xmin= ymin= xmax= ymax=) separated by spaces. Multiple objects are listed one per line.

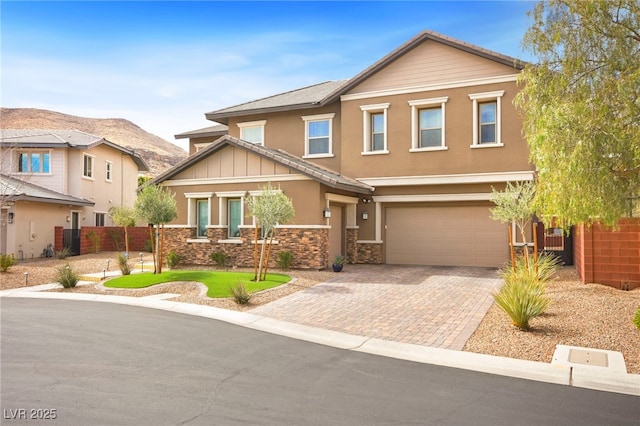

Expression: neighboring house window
xmin=237 ymin=120 xmax=266 ymax=145
xmin=468 ymin=90 xmax=504 ymax=147
xmin=196 ymin=199 xmax=209 ymax=238
xmin=83 ymin=154 xmax=94 ymax=178
xmin=360 ymin=103 xmax=390 ymax=155
xmin=228 ymin=199 xmax=242 ymax=238
xmin=95 ymin=213 xmax=105 ymax=227
xmin=302 ymin=113 xmax=334 ymax=158
xmin=17 ymin=151 xmax=50 ymax=173
xmin=409 ymin=97 xmax=448 ymax=152
xmin=105 ymin=161 xmax=113 ymax=182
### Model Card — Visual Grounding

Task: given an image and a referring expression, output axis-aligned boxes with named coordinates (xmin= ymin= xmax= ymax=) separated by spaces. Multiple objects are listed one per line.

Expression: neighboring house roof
xmin=205 ymin=29 xmax=526 ymax=123
xmin=0 ymin=173 xmax=94 ymax=206
xmin=151 ymin=135 xmax=373 ymax=195
xmin=174 ymin=124 xmax=229 ymax=140
xmin=0 ymin=129 xmax=149 ymax=172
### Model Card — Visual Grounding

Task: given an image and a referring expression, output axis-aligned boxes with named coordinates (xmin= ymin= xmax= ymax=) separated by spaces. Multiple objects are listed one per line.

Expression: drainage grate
xmin=568 ymin=348 xmax=608 ymax=367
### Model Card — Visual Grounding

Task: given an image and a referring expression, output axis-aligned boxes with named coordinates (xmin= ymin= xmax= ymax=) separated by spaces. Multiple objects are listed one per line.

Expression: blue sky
xmin=1 ymin=1 xmax=536 ymax=151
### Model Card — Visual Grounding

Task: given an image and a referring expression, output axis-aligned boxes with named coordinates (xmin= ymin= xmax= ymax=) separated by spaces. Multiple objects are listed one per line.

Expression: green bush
xmin=56 ymin=247 xmax=71 ymax=259
xmin=57 ymin=263 xmax=79 ymax=288
xmin=0 ymin=253 xmax=17 ymax=272
xmin=166 ymin=250 xmax=181 ymax=269
xmin=86 ymin=230 xmax=101 ymax=253
xmin=229 ymin=281 xmax=252 ymax=305
xmin=276 ymin=251 xmax=293 ymax=271
xmin=117 ymin=252 xmax=131 ymax=276
xmin=143 ymin=239 xmax=153 ymax=253
xmin=493 ymin=253 xmax=561 ymax=331
xmin=633 ymin=308 xmax=640 ymax=330
xmin=210 ymin=251 xmax=228 ymax=270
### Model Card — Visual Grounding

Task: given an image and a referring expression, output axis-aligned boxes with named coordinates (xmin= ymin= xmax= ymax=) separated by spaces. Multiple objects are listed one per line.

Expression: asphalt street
xmin=1 ymin=298 xmax=638 ymax=426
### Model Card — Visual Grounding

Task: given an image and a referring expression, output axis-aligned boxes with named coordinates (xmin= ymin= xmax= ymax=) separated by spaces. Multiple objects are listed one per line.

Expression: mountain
xmin=0 ymin=107 xmax=187 ymax=175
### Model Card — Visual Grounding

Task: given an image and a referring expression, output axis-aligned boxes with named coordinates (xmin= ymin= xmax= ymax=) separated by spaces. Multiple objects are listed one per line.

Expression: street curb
xmin=2 ymin=291 xmax=638 ymax=396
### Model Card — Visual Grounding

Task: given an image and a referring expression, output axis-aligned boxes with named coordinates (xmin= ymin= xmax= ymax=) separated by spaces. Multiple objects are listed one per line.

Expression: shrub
xmin=634 ymin=308 xmax=640 ymax=330
xmin=210 ymin=251 xmax=228 ymax=270
xmin=276 ymin=251 xmax=293 ymax=271
xmin=86 ymin=230 xmax=101 ymax=253
xmin=493 ymin=253 xmax=561 ymax=331
xmin=143 ymin=239 xmax=153 ymax=253
xmin=57 ymin=263 xmax=79 ymax=288
xmin=117 ymin=252 xmax=131 ymax=275
xmin=166 ymin=250 xmax=181 ymax=269
xmin=0 ymin=253 xmax=17 ymax=272
xmin=56 ymin=247 xmax=71 ymax=259
xmin=107 ymin=229 xmax=125 ymax=252
xmin=229 ymin=281 xmax=251 ymax=305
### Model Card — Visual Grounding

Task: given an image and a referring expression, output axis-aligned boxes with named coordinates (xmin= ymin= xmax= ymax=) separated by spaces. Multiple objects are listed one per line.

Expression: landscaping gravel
xmin=2 ymin=252 xmax=639 ymax=374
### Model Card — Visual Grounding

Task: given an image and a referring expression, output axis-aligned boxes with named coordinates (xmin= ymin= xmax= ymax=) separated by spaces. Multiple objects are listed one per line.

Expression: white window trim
xmin=216 ymin=191 xmax=246 ymax=239
xmin=82 ymin=153 xmax=95 ymax=180
xmin=302 ymin=113 xmax=335 ymax=158
xmin=105 ymin=160 xmax=113 ymax=182
xmin=360 ymin=103 xmax=390 ymax=155
xmin=184 ymin=192 xmax=214 ymax=233
xmin=408 ymin=97 xmax=449 ymax=152
xmin=16 ymin=149 xmax=52 ymax=174
xmin=468 ymin=90 xmax=504 ymax=148
xmin=237 ymin=120 xmax=266 ymax=145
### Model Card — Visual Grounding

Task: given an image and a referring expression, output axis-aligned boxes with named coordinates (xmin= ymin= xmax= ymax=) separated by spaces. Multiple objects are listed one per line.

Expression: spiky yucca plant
xmin=493 ymin=253 xmax=561 ymax=331
xmin=57 ymin=263 xmax=79 ymax=288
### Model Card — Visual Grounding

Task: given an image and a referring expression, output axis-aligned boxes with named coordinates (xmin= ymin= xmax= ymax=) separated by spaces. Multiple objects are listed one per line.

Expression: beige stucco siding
xmin=11 ymin=202 xmax=65 ymax=259
xmin=349 ymin=41 xmax=519 ymax=94
xmin=340 ymin=81 xmax=531 ymax=179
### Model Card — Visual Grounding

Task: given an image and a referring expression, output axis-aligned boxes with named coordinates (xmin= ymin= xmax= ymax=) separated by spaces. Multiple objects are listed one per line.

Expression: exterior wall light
xmin=362 ymin=211 xmax=369 ymax=220
xmin=8 ymin=212 xmax=14 ymax=224
xmin=323 ymin=208 xmax=332 ymax=219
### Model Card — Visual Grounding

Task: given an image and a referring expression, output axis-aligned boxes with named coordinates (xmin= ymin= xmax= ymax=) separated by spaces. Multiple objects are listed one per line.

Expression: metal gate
xmin=63 ymin=229 xmax=81 ymax=256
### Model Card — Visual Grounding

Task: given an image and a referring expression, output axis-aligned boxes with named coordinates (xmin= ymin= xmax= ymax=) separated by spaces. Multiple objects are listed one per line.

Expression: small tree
xmin=108 ymin=205 xmax=137 ymax=255
xmin=490 ymin=181 xmax=536 ymax=266
xmin=245 ymin=183 xmax=295 ymax=281
xmin=134 ymin=184 xmax=177 ymax=274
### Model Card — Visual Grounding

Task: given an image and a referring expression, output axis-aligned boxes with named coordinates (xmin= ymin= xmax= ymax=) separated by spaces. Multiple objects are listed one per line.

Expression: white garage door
xmin=385 ymin=205 xmax=508 ymax=267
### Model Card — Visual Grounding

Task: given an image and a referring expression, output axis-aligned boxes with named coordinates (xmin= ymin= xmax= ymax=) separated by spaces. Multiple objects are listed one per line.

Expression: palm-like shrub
xmin=117 ymin=253 xmax=131 ymax=275
xmin=57 ymin=263 xmax=79 ymax=288
xmin=493 ymin=253 xmax=561 ymax=331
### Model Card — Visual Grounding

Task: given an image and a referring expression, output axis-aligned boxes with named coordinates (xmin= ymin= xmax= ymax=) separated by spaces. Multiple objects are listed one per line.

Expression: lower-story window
xmin=228 ymin=199 xmax=242 ymax=238
xmin=95 ymin=213 xmax=105 ymax=227
xmin=196 ymin=199 xmax=208 ymax=238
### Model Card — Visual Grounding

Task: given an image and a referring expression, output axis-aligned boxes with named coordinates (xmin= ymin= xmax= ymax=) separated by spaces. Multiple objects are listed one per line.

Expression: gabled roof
xmin=0 ymin=129 xmax=149 ymax=172
xmin=174 ymin=124 xmax=228 ymax=140
xmin=0 ymin=173 xmax=94 ymax=206
xmin=151 ymin=135 xmax=373 ymax=195
xmin=204 ymin=29 xmax=526 ymax=123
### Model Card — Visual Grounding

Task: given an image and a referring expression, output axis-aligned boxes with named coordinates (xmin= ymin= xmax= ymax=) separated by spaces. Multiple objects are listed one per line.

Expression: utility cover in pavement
xmin=568 ymin=348 xmax=608 ymax=367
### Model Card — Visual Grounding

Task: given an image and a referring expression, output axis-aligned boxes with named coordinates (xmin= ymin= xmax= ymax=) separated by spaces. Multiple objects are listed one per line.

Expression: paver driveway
xmin=252 ymin=264 xmax=503 ymax=350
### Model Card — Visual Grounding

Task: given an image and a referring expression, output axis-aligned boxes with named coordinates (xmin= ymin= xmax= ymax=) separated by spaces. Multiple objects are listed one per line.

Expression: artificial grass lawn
xmin=104 ymin=271 xmax=291 ymax=298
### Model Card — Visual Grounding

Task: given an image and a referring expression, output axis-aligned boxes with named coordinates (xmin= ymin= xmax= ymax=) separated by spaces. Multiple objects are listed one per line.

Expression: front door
xmin=328 ymin=205 xmax=344 ymax=266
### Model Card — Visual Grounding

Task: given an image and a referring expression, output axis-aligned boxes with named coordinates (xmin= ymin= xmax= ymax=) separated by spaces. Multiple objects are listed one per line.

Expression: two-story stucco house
xmin=154 ymin=30 xmax=533 ymax=269
xmin=0 ymin=129 xmax=148 ymax=259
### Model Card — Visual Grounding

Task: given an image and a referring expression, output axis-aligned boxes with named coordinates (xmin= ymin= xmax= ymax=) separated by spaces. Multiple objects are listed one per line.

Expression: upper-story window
xmin=83 ymin=154 xmax=94 ymax=179
xmin=360 ymin=103 xmax=390 ymax=155
xmin=302 ymin=113 xmax=335 ymax=158
xmin=237 ymin=120 xmax=266 ymax=145
xmin=409 ymin=97 xmax=448 ymax=152
xmin=468 ymin=90 xmax=504 ymax=148
xmin=105 ymin=161 xmax=113 ymax=182
xmin=17 ymin=151 xmax=50 ymax=173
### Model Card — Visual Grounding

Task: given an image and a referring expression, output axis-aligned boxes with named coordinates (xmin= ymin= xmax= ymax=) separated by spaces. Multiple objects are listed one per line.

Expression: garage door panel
xmin=386 ymin=206 xmax=507 ymax=267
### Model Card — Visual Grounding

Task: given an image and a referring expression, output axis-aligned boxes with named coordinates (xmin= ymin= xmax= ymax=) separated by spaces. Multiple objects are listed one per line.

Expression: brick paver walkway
xmin=251 ymin=264 xmax=503 ymax=350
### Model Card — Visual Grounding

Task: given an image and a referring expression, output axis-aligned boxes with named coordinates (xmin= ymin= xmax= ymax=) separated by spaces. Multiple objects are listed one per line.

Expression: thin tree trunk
xmin=124 ymin=226 xmax=130 ymax=255
xmin=155 ymin=225 xmax=161 ymax=274
xmin=148 ymin=224 xmax=156 ymax=274
xmin=158 ymin=225 xmax=165 ymax=274
xmin=533 ymin=222 xmax=539 ymax=275
xmin=253 ymin=224 xmax=259 ymax=281
xmin=262 ymin=230 xmax=275 ymax=281
xmin=256 ymin=241 xmax=266 ymax=282
xmin=508 ymin=225 xmax=515 ymax=270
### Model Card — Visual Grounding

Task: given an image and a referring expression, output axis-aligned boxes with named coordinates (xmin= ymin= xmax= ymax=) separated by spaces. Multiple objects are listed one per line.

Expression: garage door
xmin=385 ymin=205 xmax=508 ymax=267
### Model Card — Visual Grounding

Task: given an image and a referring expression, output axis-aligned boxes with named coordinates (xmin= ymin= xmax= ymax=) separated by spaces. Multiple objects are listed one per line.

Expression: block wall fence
xmin=573 ymin=219 xmax=640 ymax=290
xmin=55 ymin=226 xmax=151 ymax=255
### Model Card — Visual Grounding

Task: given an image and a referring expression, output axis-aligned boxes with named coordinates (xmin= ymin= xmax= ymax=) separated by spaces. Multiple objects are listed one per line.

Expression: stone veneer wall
xmin=162 ymin=226 xmax=329 ymax=270
xmin=573 ymin=219 xmax=640 ymax=290
xmin=355 ymin=242 xmax=383 ymax=264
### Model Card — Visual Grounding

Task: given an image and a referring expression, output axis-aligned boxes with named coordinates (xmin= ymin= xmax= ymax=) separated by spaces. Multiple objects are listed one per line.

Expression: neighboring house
xmin=152 ymin=30 xmax=534 ymax=269
xmin=0 ymin=129 xmax=149 ymax=258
